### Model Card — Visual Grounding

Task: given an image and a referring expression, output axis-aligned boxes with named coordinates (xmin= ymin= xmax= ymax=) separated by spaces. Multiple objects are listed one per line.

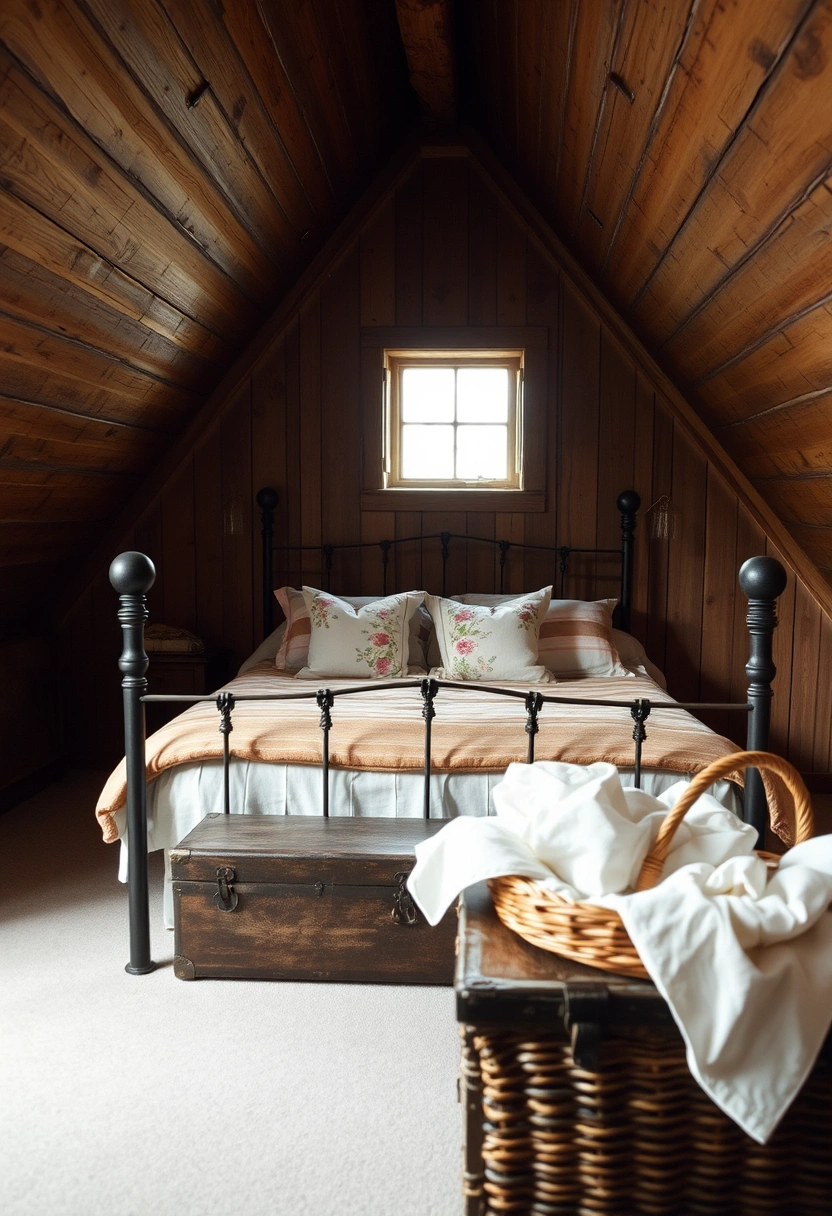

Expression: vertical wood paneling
xmin=422 ymin=511 xmax=467 ymax=596
xmin=283 ymin=316 xmax=302 ymax=584
xmin=360 ymin=510 xmax=395 ymax=595
xmin=468 ymin=169 xmax=498 ymax=326
xmin=395 ymin=165 xmax=423 ymax=326
xmin=631 ymin=375 xmax=654 ymax=642
xmin=646 ymin=408 xmax=673 ymax=674
xmin=299 ymin=291 xmax=322 ymax=579
xmin=596 ymin=333 xmax=635 ymax=599
xmin=699 ymin=470 xmax=739 ymax=739
xmin=321 ymin=245 xmax=361 ymax=590
xmin=193 ymin=424 xmax=225 ymax=644
xmin=360 ymin=198 xmax=396 ymax=327
xmin=496 ymin=201 xmax=526 ymax=326
xmin=496 ymin=513 xmax=527 ymax=595
xmin=524 ymin=253 xmax=559 ymax=591
xmin=814 ymin=613 xmax=832 ymax=772
xmin=72 ymin=153 xmax=831 ymax=773
xmin=788 ymin=581 xmax=822 ymax=771
xmin=664 ymin=426 xmax=707 ymax=703
xmin=395 ymin=511 xmax=423 ymax=592
xmin=422 ymin=157 xmax=468 ymax=326
xmin=251 ymin=333 xmax=287 ymax=635
xmin=220 ymin=384 xmax=253 ymax=670
xmin=160 ymin=456 xmax=196 ymax=630
xmin=558 ymin=282 xmax=600 ymax=600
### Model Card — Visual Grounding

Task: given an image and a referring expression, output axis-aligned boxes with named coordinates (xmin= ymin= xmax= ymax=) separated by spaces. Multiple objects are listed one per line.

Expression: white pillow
xmin=426 ymin=587 xmax=553 ymax=682
xmin=297 ymin=588 xmax=426 ymax=679
xmin=451 ymin=593 xmax=627 ymax=678
xmin=613 ymin=628 xmax=667 ymax=689
xmin=275 ymin=586 xmax=431 ymax=673
xmin=238 ymin=622 xmax=286 ymax=675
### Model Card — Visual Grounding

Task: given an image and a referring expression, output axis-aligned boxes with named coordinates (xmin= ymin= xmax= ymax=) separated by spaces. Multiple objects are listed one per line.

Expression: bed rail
xmin=111 ymin=552 xmax=786 ymax=976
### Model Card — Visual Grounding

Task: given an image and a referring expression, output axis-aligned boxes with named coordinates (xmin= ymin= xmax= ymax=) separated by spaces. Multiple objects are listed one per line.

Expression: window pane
xmin=401 ymin=368 xmax=455 ymax=421
xmin=401 ymin=425 xmax=455 ymax=478
xmin=457 ymin=368 xmax=509 ymax=423
xmin=456 ymin=425 xmax=508 ymax=480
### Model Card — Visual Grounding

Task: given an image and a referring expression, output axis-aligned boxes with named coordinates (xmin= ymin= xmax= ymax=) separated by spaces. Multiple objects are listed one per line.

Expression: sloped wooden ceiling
xmin=0 ymin=0 xmax=414 ymax=628
xmin=2 ymin=0 xmax=832 ymax=633
xmin=458 ymin=0 xmax=832 ymax=594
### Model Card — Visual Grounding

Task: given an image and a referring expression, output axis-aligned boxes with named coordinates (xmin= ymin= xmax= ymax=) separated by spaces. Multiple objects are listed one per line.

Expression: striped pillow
xmin=450 ymin=593 xmax=626 ymax=678
xmin=273 ymin=586 xmax=431 ymax=673
xmin=537 ymin=598 xmax=626 ymax=678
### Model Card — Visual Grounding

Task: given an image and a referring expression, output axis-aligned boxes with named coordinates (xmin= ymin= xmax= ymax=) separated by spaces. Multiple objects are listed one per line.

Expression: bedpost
xmin=110 ymin=551 xmax=157 ymax=976
xmin=616 ymin=490 xmax=640 ymax=634
xmin=739 ymin=556 xmax=788 ymax=843
xmin=256 ymin=487 xmax=280 ymax=639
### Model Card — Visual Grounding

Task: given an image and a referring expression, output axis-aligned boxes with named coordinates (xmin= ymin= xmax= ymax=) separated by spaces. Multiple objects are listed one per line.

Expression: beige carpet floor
xmin=0 ymin=771 xmax=464 ymax=1216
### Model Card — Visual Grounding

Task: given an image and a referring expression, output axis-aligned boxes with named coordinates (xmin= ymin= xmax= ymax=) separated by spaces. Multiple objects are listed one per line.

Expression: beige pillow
xmin=426 ymin=587 xmax=553 ymax=682
xmin=297 ymin=588 xmax=426 ymax=679
xmin=538 ymin=598 xmax=626 ymax=678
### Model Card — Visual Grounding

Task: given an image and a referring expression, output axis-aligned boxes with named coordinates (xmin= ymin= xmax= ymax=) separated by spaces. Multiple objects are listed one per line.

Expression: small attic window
xmin=384 ymin=350 xmax=523 ymax=490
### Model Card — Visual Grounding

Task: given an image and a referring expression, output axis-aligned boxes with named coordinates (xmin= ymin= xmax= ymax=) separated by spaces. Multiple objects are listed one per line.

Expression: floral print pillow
xmin=426 ymin=587 xmax=554 ymax=682
xmin=298 ymin=588 xmax=427 ymax=679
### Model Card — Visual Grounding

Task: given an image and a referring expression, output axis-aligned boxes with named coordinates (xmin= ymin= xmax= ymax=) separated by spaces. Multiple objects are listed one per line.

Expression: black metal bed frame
xmin=109 ymin=487 xmax=787 ymax=975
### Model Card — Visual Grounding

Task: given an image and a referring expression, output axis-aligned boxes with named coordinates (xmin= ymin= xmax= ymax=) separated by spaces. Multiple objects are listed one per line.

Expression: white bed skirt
xmin=114 ymin=760 xmax=741 ymax=929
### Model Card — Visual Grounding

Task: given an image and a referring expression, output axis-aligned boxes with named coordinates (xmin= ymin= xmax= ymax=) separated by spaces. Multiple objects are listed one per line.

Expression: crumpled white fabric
xmin=407 ymin=761 xmax=832 ymax=1143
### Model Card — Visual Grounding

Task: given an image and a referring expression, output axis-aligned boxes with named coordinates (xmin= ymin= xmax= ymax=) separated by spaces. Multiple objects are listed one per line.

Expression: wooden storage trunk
xmin=456 ymin=882 xmax=832 ymax=1216
xmin=171 ymin=813 xmax=457 ymax=983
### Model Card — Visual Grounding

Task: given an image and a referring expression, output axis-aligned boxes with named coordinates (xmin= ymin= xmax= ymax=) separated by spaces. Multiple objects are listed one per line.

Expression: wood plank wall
xmin=60 ymin=155 xmax=832 ymax=776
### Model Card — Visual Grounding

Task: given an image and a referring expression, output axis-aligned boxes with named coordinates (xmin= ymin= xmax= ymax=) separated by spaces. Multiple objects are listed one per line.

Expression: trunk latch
xmin=391 ymin=871 xmax=418 ymax=925
xmin=214 ymin=866 xmax=238 ymax=912
xmin=563 ymin=983 xmax=609 ymax=1070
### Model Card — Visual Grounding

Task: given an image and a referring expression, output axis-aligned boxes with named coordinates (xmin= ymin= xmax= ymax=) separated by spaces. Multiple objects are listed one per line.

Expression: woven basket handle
xmin=634 ymin=750 xmax=813 ymax=893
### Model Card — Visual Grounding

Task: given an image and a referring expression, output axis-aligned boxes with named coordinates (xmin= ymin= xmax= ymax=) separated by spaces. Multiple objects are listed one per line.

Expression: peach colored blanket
xmin=96 ymin=663 xmax=786 ymax=844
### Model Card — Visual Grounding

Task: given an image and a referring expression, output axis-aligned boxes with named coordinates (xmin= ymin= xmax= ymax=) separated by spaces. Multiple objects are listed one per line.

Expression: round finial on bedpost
xmin=738 ymin=556 xmax=787 ymax=602
xmin=256 ymin=486 xmax=280 ymax=513
xmin=616 ymin=489 xmax=641 ymax=517
xmin=109 ymin=551 xmax=156 ymax=596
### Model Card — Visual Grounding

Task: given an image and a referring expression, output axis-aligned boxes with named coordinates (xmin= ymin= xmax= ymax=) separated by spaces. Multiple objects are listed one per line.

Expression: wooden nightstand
xmin=144 ymin=650 xmax=229 ymax=735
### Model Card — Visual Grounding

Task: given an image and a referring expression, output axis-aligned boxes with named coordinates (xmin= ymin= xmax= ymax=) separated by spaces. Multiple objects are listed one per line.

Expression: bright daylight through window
xmin=384 ymin=353 xmax=523 ymax=489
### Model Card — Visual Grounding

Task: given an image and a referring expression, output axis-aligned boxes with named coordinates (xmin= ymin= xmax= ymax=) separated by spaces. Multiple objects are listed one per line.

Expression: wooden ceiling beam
xmin=720 ymin=385 xmax=832 ymax=429
xmin=395 ymin=0 xmax=457 ymax=125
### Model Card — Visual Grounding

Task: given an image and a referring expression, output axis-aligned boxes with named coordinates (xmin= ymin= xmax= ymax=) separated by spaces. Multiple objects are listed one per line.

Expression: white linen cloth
xmin=407 ymin=760 xmax=832 ymax=1143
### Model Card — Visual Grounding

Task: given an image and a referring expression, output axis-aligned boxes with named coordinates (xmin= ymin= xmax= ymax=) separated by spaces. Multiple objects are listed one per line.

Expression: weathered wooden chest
xmin=170 ymin=813 xmax=457 ymax=983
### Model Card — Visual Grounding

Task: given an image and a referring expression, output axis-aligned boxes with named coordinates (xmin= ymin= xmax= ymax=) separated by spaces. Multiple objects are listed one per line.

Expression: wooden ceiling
xmin=459 ymin=0 xmax=832 ymax=593
xmin=0 ymin=0 xmax=414 ymax=626
xmin=2 ymin=0 xmax=831 ymax=631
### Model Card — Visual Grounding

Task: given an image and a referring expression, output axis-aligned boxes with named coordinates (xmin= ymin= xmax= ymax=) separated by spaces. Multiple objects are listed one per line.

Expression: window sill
xmin=360 ymin=489 xmax=546 ymax=512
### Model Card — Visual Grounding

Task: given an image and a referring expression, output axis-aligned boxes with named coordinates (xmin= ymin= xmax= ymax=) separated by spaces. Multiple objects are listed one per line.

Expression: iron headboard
xmin=255 ymin=488 xmax=641 ymax=638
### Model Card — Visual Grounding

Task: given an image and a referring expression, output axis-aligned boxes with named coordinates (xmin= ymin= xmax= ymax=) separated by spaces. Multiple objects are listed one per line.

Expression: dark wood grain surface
xmin=60 ymin=151 xmax=832 ymax=777
xmin=172 ymin=813 xmax=456 ymax=983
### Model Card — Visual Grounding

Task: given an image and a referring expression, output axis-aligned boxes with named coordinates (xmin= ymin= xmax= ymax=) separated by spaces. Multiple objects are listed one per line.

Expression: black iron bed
xmin=109 ymin=488 xmax=787 ymax=974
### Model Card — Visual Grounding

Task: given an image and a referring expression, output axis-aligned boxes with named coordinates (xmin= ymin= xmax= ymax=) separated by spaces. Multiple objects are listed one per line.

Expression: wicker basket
xmin=489 ymin=750 xmax=814 ymax=980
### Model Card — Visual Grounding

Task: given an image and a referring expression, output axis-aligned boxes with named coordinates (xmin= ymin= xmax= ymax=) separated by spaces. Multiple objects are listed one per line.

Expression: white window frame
xmin=383 ymin=349 xmax=524 ymax=490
